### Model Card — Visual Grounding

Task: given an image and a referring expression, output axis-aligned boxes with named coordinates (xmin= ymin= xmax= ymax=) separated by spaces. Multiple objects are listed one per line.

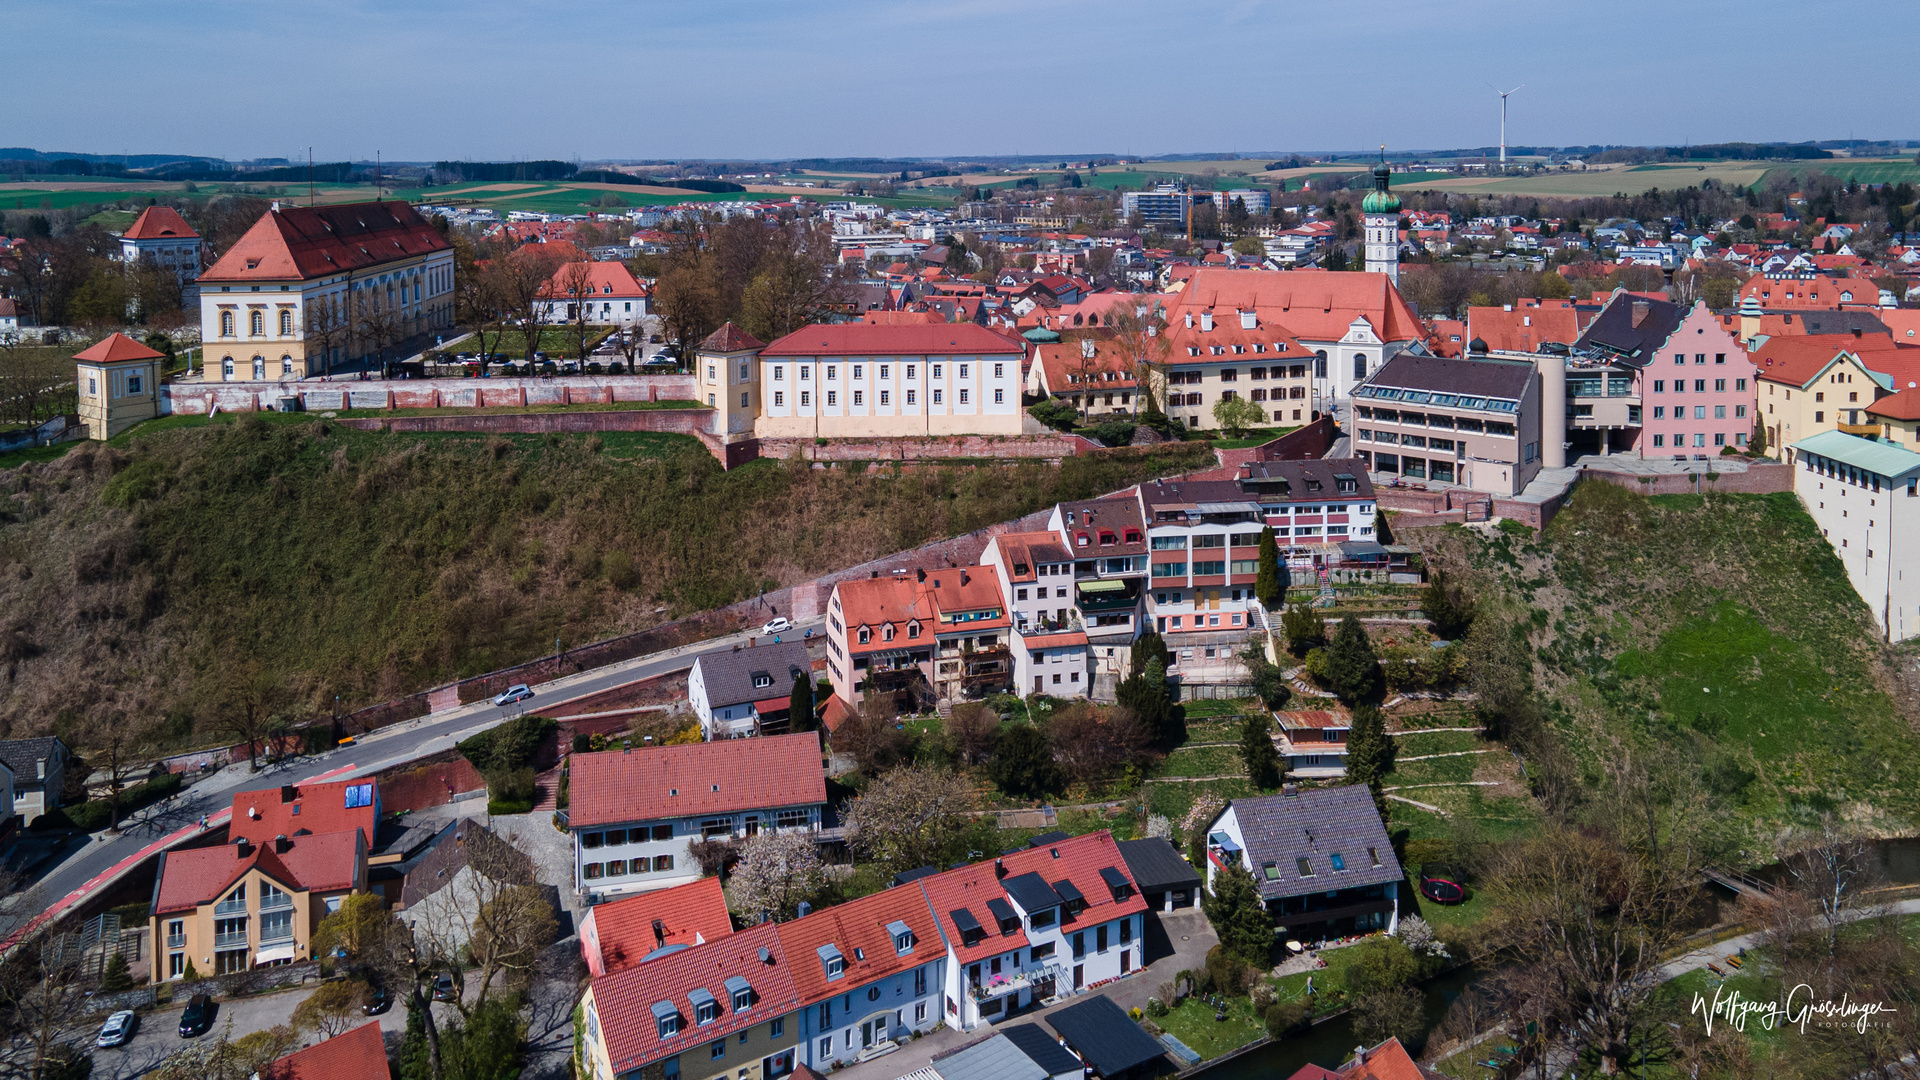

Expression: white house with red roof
xmin=535 ymin=260 xmax=651 ymax=328
xmin=119 ymin=206 xmax=205 ymax=301
xmin=752 ymin=323 xmax=1026 ymax=438
xmin=980 ymin=532 xmax=1088 ymax=697
xmin=568 ymin=733 xmax=828 ymax=899
xmin=197 ymin=200 xmax=454 ymax=381
xmin=580 ymin=876 xmax=734 ymax=976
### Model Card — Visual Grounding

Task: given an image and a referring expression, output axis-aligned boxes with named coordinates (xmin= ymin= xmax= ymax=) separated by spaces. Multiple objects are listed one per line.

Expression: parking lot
xmin=91 ymin=979 xmax=418 ymax=1080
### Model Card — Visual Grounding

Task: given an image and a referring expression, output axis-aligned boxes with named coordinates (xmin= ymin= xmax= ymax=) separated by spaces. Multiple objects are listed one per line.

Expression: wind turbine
xmin=1488 ymin=84 xmax=1524 ymax=167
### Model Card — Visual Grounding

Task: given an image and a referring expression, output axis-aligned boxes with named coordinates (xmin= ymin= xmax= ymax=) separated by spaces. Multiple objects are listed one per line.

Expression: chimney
xmin=1240 ymin=310 xmax=1256 ymax=330
xmin=652 ymin=919 xmax=666 ymax=948
xmin=275 ymin=834 xmax=291 ymax=854
xmin=235 ymin=837 xmax=252 ymax=858
xmin=1853 ymin=327 xmax=1863 ymax=338
xmin=1630 ymin=301 xmax=1651 ymax=328
xmin=959 ymin=569 xmax=969 ymax=587
xmin=871 ymin=570 xmax=879 ymax=578
xmin=1200 ymin=311 xmax=1214 ymax=332
xmin=994 ymin=858 xmax=1006 ymax=878
xmin=1354 ymin=1044 xmax=1368 ymax=1065
xmin=1503 ymin=303 xmax=1512 ymax=312
xmin=916 ymin=567 xmax=926 ymax=582
xmin=1523 ymin=315 xmax=1531 ymax=327
xmin=281 ymin=785 xmax=297 ymax=803
xmin=797 ymin=901 xmax=812 ymax=917
xmin=1283 ymin=782 xmax=1299 ymax=797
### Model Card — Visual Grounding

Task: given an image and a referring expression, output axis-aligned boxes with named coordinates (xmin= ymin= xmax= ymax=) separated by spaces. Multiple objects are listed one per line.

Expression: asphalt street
xmin=19 ymin=613 xmax=828 ymax=925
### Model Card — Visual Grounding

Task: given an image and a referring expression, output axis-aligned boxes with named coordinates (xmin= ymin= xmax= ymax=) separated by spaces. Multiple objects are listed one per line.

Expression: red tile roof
xmin=1168 ymin=268 xmax=1424 ymax=345
xmin=198 ymin=201 xmax=451 ymax=283
xmin=700 ymin=322 xmax=766 ymax=353
xmin=1278 ymin=710 xmax=1347 ymax=730
xmin=539 ymin=260 xmax=648 ymax=301
xmin=1738 ymin=273 xmax=1881 ymax=310
xmin=987 ymin=531 xmax=1073 ymax=583
xmin=1030 ymin=339 xmax=1140 ymax=395
xmin=1749 ymin=336 xmax=1912 ymax=388
xmin=592 ymin=923 xmax=800 ymax=1076
xmin=1867 ymin=387 xmax=1920 ymax=422
xmin=583 ymin=876 xmax=734 ymax=976
xmin=568 ymin=733 xmax=827 ymax=829
xmin=861 ymin=310 xmax=946 ymax=325
xmin=153 ymin=830 xmax=363 ymax=915
xmin=772 ymin=879 xmax=945 ymax=1005
xmin=261 ymin=1022 xmax=388 ymax=1080
xmin=1465 ymin=304 xmax=1588 ymax=353
xmin=832 ymin=568 xmax=1009 ymax=657
xmin=122 ymin=206 xmax=199 ymax=241
xmin=73 ymin=333 xmax=165 ymax=364
xmin=229 ymin=778 xmax=379 ymax=847
xmin=761 ymin=323 xmax=1023 ymax=358
xmin=918 ymin=831 xmax=1148 ymax=968
xmin=1015 ymin=631 xmax=1087 ymax=650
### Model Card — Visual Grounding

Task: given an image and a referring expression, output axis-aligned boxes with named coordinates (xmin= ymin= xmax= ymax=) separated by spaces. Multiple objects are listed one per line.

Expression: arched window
xmin=279 ymin=309 xmax=293 ymax=336
xmin=281 ymin=355 xmax=294 ymax=377
xmin=249 ymin=310 xmax=264 ymax=336
xmin=222 ymin=356 xmax=234 ymax=378
xmin=252 ymin=356 xmax=265 ymax=380
xmin=1314 ymin=350 xmax=1328 ymax=378
xmin=220 ymin=311 xmax=234 ymax=337
xmin=1353 ymin=353 xmax=1366 ymax=380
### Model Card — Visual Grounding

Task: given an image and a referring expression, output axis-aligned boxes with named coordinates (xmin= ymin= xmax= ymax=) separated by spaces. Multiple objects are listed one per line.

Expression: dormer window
xmin=858 ymin=627 xmax=871 ymax=644
xmin=752 ymin=672 xmax=772 ymax=689
xmin=1099 ymin=866 xmax=1133 ymax=903
xmin=882 ymin=624 xmax=894 ymax=642
xmin=818 ymin=944 xmax=846 ymax=980
xmin=888 ymin=921 xmax=916 ymax=954
xmin=726 ymin=976 xmax=754 ymax=1012
xmin=653 ymin=1001 xmax=681 ymax=1038
xmin=907 ymin=622 xmax=920 ymax=639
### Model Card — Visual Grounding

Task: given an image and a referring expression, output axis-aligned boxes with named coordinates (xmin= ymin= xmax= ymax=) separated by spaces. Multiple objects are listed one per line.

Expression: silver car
xmin=97 ymin=1009 xmax=137 ymax=1048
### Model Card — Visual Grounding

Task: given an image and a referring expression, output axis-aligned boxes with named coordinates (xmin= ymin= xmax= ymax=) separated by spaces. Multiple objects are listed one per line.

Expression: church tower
xmin=1361 ymin=148 xmax=1401 ymax=285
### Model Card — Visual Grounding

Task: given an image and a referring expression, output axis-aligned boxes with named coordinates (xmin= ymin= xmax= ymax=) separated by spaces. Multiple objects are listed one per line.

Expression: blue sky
xmin=10 ymin=0 xmax=1910 ymax=162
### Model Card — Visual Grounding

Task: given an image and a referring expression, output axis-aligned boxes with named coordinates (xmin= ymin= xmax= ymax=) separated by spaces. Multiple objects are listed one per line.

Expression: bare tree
xmin=490 ymin=247 xmax=563 ymax=363
xmin=0 ymin=873 xmax=98 ymax=1080
xmin=351 ymin=285 xmax=400 ymax=373
xmin=410 ymin=826 xmax=556 ymax=1011
xmin=209 ymin=656 xmax=288 ymax=771
xmin=75 ymin=699 xmax=159 ymax=833
xmin=944 ymin=702 xmax=998 ymax=766
xmin=832 ymin=692 xmax=912 ymax=776
xmin=725 ymin=829 xmax=829 ymax=922
xmin=843 ymin=765 xmax=977 ymax=880
xmin=1777 ymin=814 xmax=1883 ymax=958
xmin=313 ymin=893 xmax=444 ymax=1077
xmin=1105 ymin=299 xmax=1169 ymax=416
xmin=558 ymin=260 xmax=599 ymax=363
xmin=302 ymin=292 xmax=349 ymax=376
xmin=1046 ymin=701 xmax=1149 ymax=787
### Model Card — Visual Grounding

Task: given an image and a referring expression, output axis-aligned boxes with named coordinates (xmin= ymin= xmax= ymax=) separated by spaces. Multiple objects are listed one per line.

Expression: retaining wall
xmin=755 ymin=432 xmax=1095 ymax=463
xmin=162 ymin=373 xmax=696 ymax=415
xmin=1583 ymin=460 xmax=1793 ymax=496
xmin=1213 ymin=416 xmax=1339 ymax=469
xmin=336 ymin=408 xmax=712 ymax=437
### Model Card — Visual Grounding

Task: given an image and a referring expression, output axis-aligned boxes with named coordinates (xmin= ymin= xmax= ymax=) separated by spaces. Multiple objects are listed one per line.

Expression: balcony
xmin=259 ymin=926 xmax=295 ymax=945
xmin=166 ymin=934 xmax=185 ymax=950
xmin=213 ymin=897 xmax=247 ymax=916
xmin=1839 ymin=423 xmax=1882 ymax=437
xmin=260 ymin=894 xmax=294 ymax=912
xmin=213 ymin=932 xmax=249 ymax=951
xmin=968 ymin=961 xmax=1063 ymax=1002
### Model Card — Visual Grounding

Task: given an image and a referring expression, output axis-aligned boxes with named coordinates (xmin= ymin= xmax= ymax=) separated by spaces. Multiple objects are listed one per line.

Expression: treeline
xmin=433 ymin=160 xmax=578 ymax=182
xmin=1591 ymin=142 xmax=1834 ymax=164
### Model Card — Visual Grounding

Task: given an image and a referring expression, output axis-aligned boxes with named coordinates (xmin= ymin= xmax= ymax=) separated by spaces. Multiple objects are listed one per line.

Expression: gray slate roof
xmin=1363 ymin=352 xmax=1537 ymax=400
xmin=999 ymin=1024 xmax=1083 ymax=1077
xmin=1226 ymin=785 xmax=1403 ymax=902
xmin=1046 ymin=995 xmax=1167 ymax=1076
xmin=0 ymin=737 xmax=61 ymax=782
xmin=1575 ymin=293 xmax=1688 ymax=365
xmin=692 ymin=641 xmax=811 ymax=710
xmin=932 ymin=1034 xmax=1046 ymax=1080
xmin=1116 ymin=837 xmax=1202 ymax=892
xmin=1002 ymin=871 xmax=1062 ymax=914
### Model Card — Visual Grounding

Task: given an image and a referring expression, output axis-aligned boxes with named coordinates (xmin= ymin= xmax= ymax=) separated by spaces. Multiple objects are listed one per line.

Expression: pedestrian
xmin=200 ymin=814 xmax=208 ymax=829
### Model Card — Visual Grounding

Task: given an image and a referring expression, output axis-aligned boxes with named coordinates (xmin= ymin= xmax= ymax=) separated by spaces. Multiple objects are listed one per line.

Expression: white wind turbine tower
xmin=1490 ymin=83 xmax=1524 ymax=167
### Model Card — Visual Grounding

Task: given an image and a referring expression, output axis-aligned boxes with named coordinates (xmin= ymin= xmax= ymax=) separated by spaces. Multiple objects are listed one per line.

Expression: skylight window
xmin=1330 ymin=853 xmax=1346 ymax=872
xmin=1296 ymin=857 xmax=1315 ymax=877
xmin=1262 ymin=862 xmax=1280 ymax=881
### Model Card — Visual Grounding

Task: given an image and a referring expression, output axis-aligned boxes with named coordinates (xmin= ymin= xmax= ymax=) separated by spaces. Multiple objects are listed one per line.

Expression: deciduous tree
xmin=1046 ymin=701 xmax=1148 ymax=787
xmin=844 ymin=764 xmax=977 ymax=880
xmin=291 ymin=978 xmax=366 ymax=1038
xmin=943 ymin=701 xmax=997 ymax=766
xmin=1210 ymin=396 xmax=1266 ymax=439
xmin=725 ymin=829 xmax=829 ymax=922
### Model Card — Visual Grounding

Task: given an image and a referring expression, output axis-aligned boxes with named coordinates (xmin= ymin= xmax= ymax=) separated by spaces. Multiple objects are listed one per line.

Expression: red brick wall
xmin=336 ymin=408 xmax=711 ymax=436
xmin=377 ymin=756 xmax=485 ymax=813
xmin=755 ymin=433 xmax=1088 ymax=462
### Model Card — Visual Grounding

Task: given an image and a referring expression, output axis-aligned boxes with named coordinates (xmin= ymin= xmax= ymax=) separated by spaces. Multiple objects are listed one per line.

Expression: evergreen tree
xmin=988 ymin=724 xmax=1059 ymax=798
xmin=398 ymin=997 xmax=432 ymax=1080
xmin=1202 ymin=863 xmax=1276 ymax=968
xmin=789 ymin=673 xmax=817 ymax=733
xmin=1239 ymin=711 xmax=1282 ymax=789
xmin=1322 ymin=616 xmax=1379 ymax=703
xmin=1748 ymin=418 xmax=1769 ymax=458
xmin=1280 ymin=600 xmax=1326 ymax=656
xmin=1344 ymin=704 xmax=1395 ymax=818
xmin=1422 ymin=567 xmax=1476 ymax=641
xmin=1254 ymin=526 xmax=1287 ymax=607
xmin=1116 ymin=658 xmax=1176 ymax=748
xmin=1130 ymin=631 xmax=1173 ymax=677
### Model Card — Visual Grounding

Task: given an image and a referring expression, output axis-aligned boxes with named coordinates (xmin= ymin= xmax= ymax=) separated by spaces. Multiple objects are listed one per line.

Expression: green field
xmin=1800 ymin=157 xmax=1920 ymax=185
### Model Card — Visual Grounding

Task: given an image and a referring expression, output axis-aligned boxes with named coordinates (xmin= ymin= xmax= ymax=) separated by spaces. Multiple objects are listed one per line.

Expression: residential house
xmin=580 ymin=922 xmax=804 ymax=1080
xmin=536 ymin=260 xmax=650 ymax=328
xmin=1025 ymin=338 xmax=1139 ymax=419
xmin=1114 ymin=837 xmax=1202 ymax=912
xmin=1791 ymin=431 xmax=1920 ymax=642
xmin=697 ymin=322 xmax=767 ymax=437
xmin=1162 ymin=269 xmax=1425 ymax=414
xmin=260 ymin=1021 xmax=390 ymax=1080
xmin=1046 ymin=497 xmax=1149 ymax=691
xmin=1464 ymin=300 xmax=1590 ymax=354
xmin=1284 ymin=1036 xmax=1447 ymax=1080
xmin=1274 ymin=710 xmax=1350 ymax=777
xmin=1738 ymin=272 xmax=1883 ymax=311
xmin=0 ymin=298 xmax=19 ymax=341
xmin=1751 ymin=336 xmax=1916 ymax=457
xmin=1137 ymin=461 xmax=1378 ymax=661
xmin=1044 ymin=995 xmax=1170 ymax=1079
xmin=73 ymin=333 xmax=164 ymax=440
xmin=1866 ymin=387 xmax=1920 ymax=449
xmin=779 ymin=877 xmax=947 ymax=1070
xmin=1150 ymin=304 xmax=1316 ymax=431
xmin=687 ymin=641 xmax=813 ymax=740
xmin=1203 ymin=786 xmax=1404 ymax=941
xmin=753 ymin=324 xmax=1026 ymax=439
xmin=1352 ymin=352 xmax=1543 ymax=495
xmin=922 ymin=1025 xmax=1082 ymax=1080
xmin=1574 ymin=292 xmax=1755 ymax=458
xmin=147 ymin=777 xmax=379 ymax=980
xmin=119 ymin=206 xmax=206 ymax=302
xmin=0 ymin=736 xmax=69 ymax=826
xmin=569 ymin=734 xmax=828 ymax=899
xmin=823 ymin=567 xmax=1012 ymax=717
xmin=980 ymin=532 xmax=1088 ymax=698
xmin=197 ymin=201 xmax=455 ymax=380
xmin=581 ymin=876 xmax=735 ymax=977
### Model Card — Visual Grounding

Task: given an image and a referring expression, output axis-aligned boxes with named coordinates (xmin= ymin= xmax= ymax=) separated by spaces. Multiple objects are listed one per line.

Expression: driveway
xmin=91 ymin=980 xmax=420 ymax=1079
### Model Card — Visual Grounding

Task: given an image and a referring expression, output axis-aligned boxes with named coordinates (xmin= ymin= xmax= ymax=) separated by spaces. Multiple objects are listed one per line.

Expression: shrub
xmin=1029 ymin=399 xmax=1081 ymax=431
xmin=1129 ymin=1006 xmax=1143 ymax=1021
xmin=484 ymin=765 xmax=536 ymax=815
xmin=1250 ymin=981 xmax=1278 ymax=1008
xmin=1146 ymin=996 xmax=1169 ymax=1018
xmin=1264 ymin=1001 xmax=1313 ymax=1038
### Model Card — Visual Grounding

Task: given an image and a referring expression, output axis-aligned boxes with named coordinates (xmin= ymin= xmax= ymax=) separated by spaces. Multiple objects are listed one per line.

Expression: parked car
xmin=362 ymin=983 xmax=392 ymax=1015
xmin=492 ymin=684 xmax=534 ymax=706
xmin=761 ymin=617 xmax=793 ymax=636
xmin=178 ymin=994 xmax=215 ymax=1038
xmin=432 ymin=974 xmax=459 ymax=1002
xmin=97 ymin=1010 xmax=137 ymax=1048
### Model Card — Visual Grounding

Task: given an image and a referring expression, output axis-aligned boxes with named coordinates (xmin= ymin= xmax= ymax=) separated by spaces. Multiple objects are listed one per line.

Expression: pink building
xmin=1575 ymin=292 xmax=1755 ymax=458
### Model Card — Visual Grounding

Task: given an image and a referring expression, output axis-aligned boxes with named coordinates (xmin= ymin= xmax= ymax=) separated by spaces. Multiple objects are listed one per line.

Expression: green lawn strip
xmin=1385 ymin=752 xmax=1484 ymax=786
xmin=1146 ymin=777 xmax=1259 ymax=824
xmin=1160 ymin=746 xmax=1243 ymax=779
xmin=1183 ymin=697 xmax=1262 ymax=720
xmin=1270 ymin=943 xmax=1364 ymax=1016
xmin=1151 ymin=995 xmax=1266 ymax=1060
xmin=1206 ymin=427 xmax=1301 ymax=451
xmin=0 ymin=442 xmax=78 ymax=470
xmin=1391 ymin=730 xmax=1486 ymax=756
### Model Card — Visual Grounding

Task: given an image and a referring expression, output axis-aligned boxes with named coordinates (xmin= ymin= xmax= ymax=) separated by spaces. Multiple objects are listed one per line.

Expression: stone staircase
xmin=530 ymin=760 xmax=565 ymax=814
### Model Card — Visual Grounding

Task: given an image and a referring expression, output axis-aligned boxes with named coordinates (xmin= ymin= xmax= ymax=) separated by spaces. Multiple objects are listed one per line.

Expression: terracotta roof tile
xmin=592 ymin=923 xmax=799 ymax=1076
xmin=568 ymin=733 xmax=826 ymax=829
xmin=918 ymin=832 xmax=1147 ymax=967
xmin=1866 ymin=387 xmax=1920 ymax=421
xmin=261 ymin=1022 xmax=388 ymax=1080
xmin=199 ymin=200 xmax=450 ymax=283
xmin=700 ymin=322 xmax=766 ymax=353
xmin=1168 ymin=269 xmax=1424 ymax=345
xmin=761 ymin=324 xmax=1023 ymax=358
xmin=153 ymin=829 xmax=362 ymax=914
xmin=122 ymin=206 xmax=199 ymax=241
xmin=583 ymin=876 xmax=734 ymax=976
xmin=73 ymin=333 xmax=164 ymax=364
xmin=229 ymin=778 xmax=379 ymax=847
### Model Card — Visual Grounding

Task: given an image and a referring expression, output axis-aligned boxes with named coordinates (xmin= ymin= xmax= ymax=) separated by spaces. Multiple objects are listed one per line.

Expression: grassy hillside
xmin=0 ymin=414 xmax=1213 ymax=739
xmin=1413 ymin=480 xmax=1920 ymax=850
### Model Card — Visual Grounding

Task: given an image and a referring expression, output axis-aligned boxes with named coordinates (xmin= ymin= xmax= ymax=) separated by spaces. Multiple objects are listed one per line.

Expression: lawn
xmin=1181 ymin=697 xmax=1263 ymax=721
xmin=1153 ymin=994 xmax=1266 ymax=1061
xmin=1208 ymin=426 xmax=1299 ymax=450
xmin=1801 ymin=158 xmax=1920 ymax=185
xmin=1159 ymin=745 xmax=1243 ymax=779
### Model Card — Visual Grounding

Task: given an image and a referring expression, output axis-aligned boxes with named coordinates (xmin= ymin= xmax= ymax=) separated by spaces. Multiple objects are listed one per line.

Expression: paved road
xmin=15 ymin=614 xmax=828 ymax=932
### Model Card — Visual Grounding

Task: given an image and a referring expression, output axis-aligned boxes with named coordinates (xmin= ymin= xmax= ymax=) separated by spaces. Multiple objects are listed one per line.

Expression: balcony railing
xmin=166 ymin=934 xmax=186 ymax=950
xmin=259 ymin=925 xmax=295 ymax=945
xmin=259 ymin=894 xmax=294 ymax=912
xmin=213 ymin=898 xmax=247 ymax=916
xmin=213 ymin=932 xmax=249 ymax=951
xmin=968 ymin=962 xmax=1063 ymax=1002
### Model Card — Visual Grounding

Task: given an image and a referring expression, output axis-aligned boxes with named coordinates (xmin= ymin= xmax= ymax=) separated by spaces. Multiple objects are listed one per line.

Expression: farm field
xmin=1398 ymin=162 xmax=1773 ymax=196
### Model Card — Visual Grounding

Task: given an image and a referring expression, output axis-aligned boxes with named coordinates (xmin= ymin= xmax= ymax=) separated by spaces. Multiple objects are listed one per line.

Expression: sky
xmin=9 ymin=0 xmax=1912 ymax=163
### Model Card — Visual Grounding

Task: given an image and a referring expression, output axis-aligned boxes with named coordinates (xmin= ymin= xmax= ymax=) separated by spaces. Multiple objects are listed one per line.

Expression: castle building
xmin=120 ymin=207 xmax=206 ymax=303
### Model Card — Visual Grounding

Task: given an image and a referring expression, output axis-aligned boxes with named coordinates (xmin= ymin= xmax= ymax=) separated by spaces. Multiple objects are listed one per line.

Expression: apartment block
xmin=1792 ymin=430 xmax=1920 ymax=642
xmin=1352 ymin=353 xmax=1543 ymax=496
xmin=824 ymin=567 xmax=1013 ymax=716
xmin=754 ymin=324 xmax=1024 ymax=438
